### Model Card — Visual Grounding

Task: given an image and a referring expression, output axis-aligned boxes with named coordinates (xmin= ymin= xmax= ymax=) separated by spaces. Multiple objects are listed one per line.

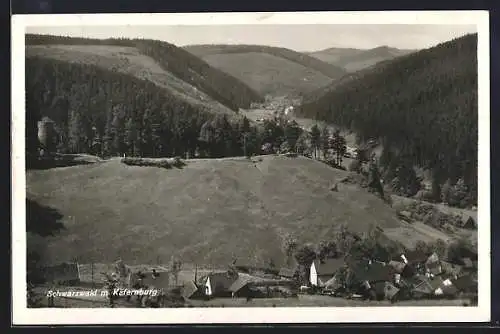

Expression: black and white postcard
xmin=11 ymin=10 xmax=491 ymax=324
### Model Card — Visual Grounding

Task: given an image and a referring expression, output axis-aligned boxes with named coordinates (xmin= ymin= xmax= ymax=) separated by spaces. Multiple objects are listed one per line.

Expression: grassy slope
xmin=201 ymin=52 xmax=334 ymax=97
xmin=27 ymin=155 xmax=406 ymax=267
xmin=26 ymin=45 xmax=235 ymax=116
xmin=308 ymin=46 xmax=416 ymax=72
xmin=184 ymin=45 xmax=346 ymax=97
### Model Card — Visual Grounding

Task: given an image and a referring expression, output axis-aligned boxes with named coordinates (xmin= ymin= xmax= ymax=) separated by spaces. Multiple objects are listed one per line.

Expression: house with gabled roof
xmin=458 ymin=215 xmax=476 ymax=230
xmin=309 ymin=258 xmax=345 ymax=287
xmin=182 ymin=280 xmax=204 ymax=300
xmin=388 ymin=260 xmax=415 ymax=279
xmin=203 ymin=271 xmax=239 ymax=298
xmin=401 ymin=250 xmax=429 ymax=266
xmin=347 ymin=260 xmax=393 ymax=292
xmin=278 ymin=268 xmax=297 ymax=280
xmin=228 ymin=275 xmax=255 ymax=298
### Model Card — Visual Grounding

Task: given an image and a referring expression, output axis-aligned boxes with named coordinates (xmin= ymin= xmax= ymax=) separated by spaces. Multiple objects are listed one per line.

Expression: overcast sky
xmin=26 ymin=24 xmax=477 ymax=51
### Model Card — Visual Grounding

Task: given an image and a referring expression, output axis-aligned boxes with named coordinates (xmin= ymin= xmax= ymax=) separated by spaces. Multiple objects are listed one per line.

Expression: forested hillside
xmin=297 ymin=34 xmax=478 ymax=207
xmin=25 ymin=56 xmax=266 ymax=160
xmin=308 ymin=46 xmax=415 ymax=72
xmin=26 ymin=34 xmax=263 ymax=111
xmin=184 ymin=44 xmax=346 ymax=97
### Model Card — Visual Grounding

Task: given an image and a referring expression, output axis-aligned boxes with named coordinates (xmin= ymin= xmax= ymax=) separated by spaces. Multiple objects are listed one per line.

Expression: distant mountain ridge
xmin=307 ymin=45 xmax=416 ymax=72
xmin=184 ymin=44 xmax=347 ymax=98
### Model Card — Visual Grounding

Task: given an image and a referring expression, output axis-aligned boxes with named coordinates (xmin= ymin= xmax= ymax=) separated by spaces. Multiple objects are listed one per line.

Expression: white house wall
xmin=309 ymin=263 xmax=318 ymax=286
xmin=205 ymin=277 xmax=212 ymax=296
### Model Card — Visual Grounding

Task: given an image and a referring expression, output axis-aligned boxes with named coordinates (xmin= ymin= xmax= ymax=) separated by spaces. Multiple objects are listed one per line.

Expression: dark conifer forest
xmin=296 ymin=34 xmax=478 ymax=206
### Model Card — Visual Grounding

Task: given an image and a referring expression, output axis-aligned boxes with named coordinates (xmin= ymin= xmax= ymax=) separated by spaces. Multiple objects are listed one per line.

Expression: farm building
xmin=348 ymin=261 xmax=393 ymax=290
xmin=203 ymin=272 xmax=239 ymax=298
xmin=309 ymin=258 xmax=345 ymax=287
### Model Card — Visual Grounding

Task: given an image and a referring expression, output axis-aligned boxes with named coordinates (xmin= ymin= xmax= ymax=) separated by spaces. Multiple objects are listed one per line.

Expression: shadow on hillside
xmin=26 ymin=199 xmax=65 ymax=236
xmin=27 ymin=154 xmax=96 ymax=170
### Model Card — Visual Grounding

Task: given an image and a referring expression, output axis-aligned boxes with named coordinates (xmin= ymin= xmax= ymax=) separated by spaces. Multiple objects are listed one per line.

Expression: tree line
xmin=26 ymin=56 xmax=352 ymax=164
xmin=25 ymin=34 xmax=264 ymax=111
xmin=297 ymin=34 xmax=478 ymax=208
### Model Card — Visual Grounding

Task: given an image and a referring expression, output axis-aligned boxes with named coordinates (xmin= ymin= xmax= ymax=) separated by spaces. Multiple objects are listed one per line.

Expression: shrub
xmin=121 ymin=157 xmax=186 ymax=169
xmin=447 ymin=237 xmax=477 ymax=263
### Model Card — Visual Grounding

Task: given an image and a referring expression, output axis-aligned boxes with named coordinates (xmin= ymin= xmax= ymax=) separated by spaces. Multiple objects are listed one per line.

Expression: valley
xmin=24 ymin=31 xmax=480 ymax=309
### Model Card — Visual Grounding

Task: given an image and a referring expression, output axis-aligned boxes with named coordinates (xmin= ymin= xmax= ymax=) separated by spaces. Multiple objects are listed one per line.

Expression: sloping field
xmin=27 ymin=156 xmax=404 ymax=267
xmin=26 ymin=45 xmax=234 ymax=115
xmin=199 ymin=52 xmax=335 ymax=97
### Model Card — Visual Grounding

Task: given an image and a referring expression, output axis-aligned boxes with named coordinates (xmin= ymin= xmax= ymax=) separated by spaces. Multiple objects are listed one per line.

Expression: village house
xmin=388 ymin=260 xmax=415 ymax=281
xmin=425 ymin=252 xmax=443 ymax=277
xmin=278 ymin=268 xmax=296 ymax=280
xmin=348 ymin=260 xmax=393 ymax=291
xmin=228 ymin=276 xmax=254 ymax=298
xmin=309 ymin=258 xmax=345 ymax=287
xmin=182 ymin=280 xmax=204 ymax=300
xmin=458 ymin=215 xmax=477 ymax=230
xmin=202 ymin=272 xmax=239 ymax=298
xmin=400 ymin=250 xmax=429 ymax=273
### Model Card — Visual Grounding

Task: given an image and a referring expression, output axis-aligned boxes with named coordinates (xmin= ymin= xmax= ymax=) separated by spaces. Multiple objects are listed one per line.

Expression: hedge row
xmin=121 ymin=157 xmax=186 ymax=169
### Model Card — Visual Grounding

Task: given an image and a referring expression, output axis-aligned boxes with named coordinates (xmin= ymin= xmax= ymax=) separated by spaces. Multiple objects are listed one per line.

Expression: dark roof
xmin=451 ymin=275 xmax=477 ymax=291
xmin=461 ymin=258 xmax=474 ymax=268
xmin=411 ymin=276 xmax=434 ymax=295
xmin=182 ymin=281 xmax=201 ymax=299
xmin=228 ymin=276 xmax=253 ymax=293
xmin=351 ymin=261 xmax=393 ymax=283
xmin=426 ymin=261 xmax=443 ymax=275
xmin=440 ymin=261 xmax=463 ymax=277
xmin=388 ymin=261 xmax=406 ymax=274
xmin=428 ymin=277 xmax=444 ymax=291
xmin=278 ymin=268 xmax=296 ymax=278
xmin=206 ymin=272 xmax=239 ymax=293
xmin=404 ymin=250 xmax=429 ymax=264
xmin=441 ymin=284 xmax=459 ymax=296
xmin=139 ymin=271 xmax=170 ymax=290
xmin=312 ymin=258 xmax=345 ymax=276
xmin=459 ymin=216 xmax=476 ymax=227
